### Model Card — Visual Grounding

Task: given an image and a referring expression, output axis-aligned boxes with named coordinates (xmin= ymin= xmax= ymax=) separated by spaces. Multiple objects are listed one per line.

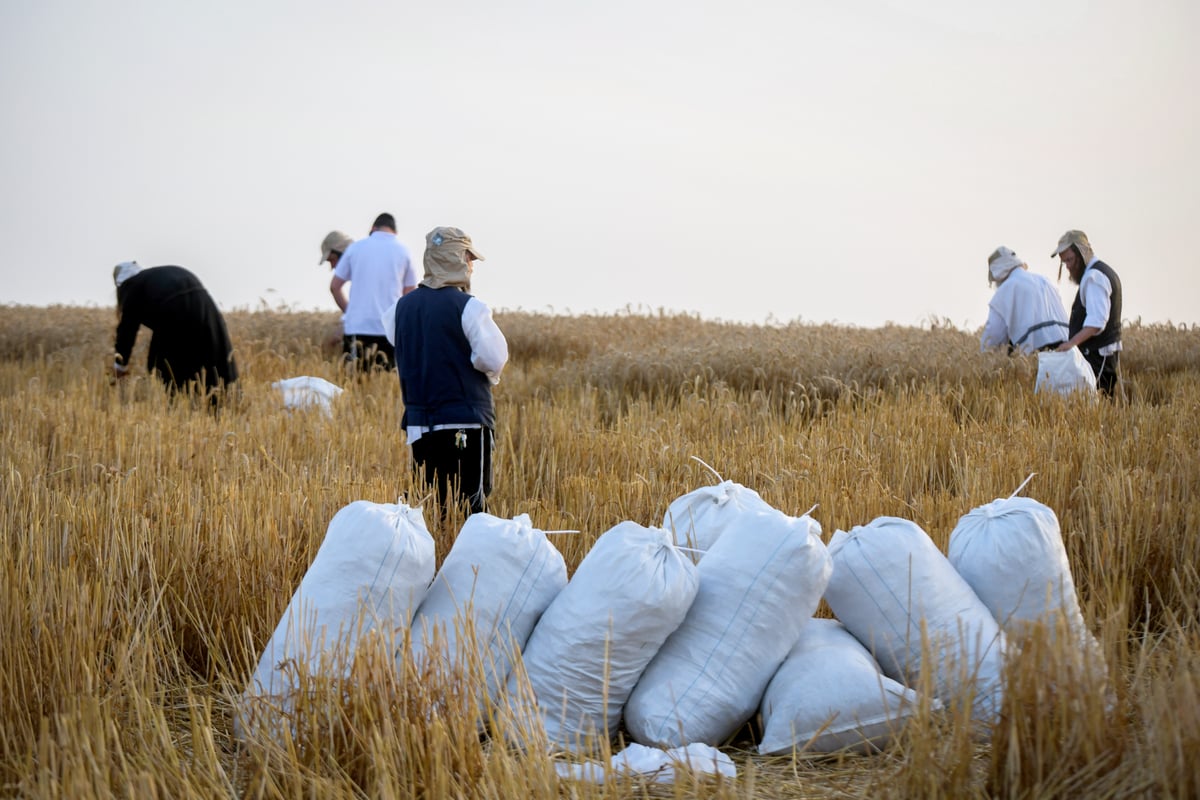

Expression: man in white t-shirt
xmin=329 ymin=212 xmax=418 ymax=371
xmin=980 ymin=246 xmax=1070 ymax=355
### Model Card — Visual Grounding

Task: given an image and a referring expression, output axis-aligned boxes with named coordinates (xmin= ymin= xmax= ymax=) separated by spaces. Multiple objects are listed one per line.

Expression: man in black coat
xmin=112 ymin=261 xmax=238 ymax=399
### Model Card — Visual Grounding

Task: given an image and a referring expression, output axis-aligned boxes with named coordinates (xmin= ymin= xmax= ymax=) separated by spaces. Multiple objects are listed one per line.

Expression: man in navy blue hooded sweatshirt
xmin=384 ymin=227 xmax=508 ymax=515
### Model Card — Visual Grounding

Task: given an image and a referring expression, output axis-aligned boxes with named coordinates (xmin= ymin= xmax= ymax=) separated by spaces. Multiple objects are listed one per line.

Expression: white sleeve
xmin=401 ymin=254 xmax=419 ymax=290
xmin=1080 ymin=271 xmax=1112 ymax=330
xmin=380 ymin=299 xmax=399 ymax=346
xmin=462 ymin=297 xmax=508 ymax=384
xmin=979 ymin=307 xmax=1009 ymax=352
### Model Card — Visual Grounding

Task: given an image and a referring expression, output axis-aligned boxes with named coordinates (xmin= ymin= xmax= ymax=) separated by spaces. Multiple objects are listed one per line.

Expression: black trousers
xmin=342 ymin=335 xmax=395 ymax=372
xmin=1082 ymin=349 xmax=1120 ymax=398
xmin=411 ymin=427 xmax=494 ymax=515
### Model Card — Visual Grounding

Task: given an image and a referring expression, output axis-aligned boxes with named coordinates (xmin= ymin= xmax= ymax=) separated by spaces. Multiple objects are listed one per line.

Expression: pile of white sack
xmin=237 ymin=481 xmax=1104 ymax=770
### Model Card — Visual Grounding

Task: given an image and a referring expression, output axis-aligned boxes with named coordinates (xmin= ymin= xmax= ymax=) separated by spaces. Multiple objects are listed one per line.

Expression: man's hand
xmin=1055 ymin=342 xmax=1073 ymax=353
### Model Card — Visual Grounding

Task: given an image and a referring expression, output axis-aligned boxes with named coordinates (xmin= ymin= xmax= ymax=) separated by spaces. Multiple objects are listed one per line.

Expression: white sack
xmin=662 ymin=480 xmax=774 ymax=563
xmin=555 ymin=743 xmax=737 ymax=784
xmin=274 ymin=376 xmax=344 ymax=416
xmin=239 ymin=501 xmax=435 ymax=737
xmin=410 ymin=513 xmax=567 ymax=708
xmin=625 ymin=506 xmax=831 ymax=748
xmin=506 ymin=521 xmax=699 ymax=751
xmin=824 ymin=517 xmax=1006 ymax=725
xmin=1034 ymin=350 xmax=1097 ymax=396
xmin=948 ymin=497 xmax=1100 ymax=655
xmin=758 ymin=618 xmax=927 ymax=755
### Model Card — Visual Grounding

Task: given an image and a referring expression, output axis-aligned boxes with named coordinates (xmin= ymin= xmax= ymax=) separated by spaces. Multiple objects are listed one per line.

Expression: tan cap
xmin=1051 ymin=230 xmax=1090 ymax=258
xmin=319 ymin=230 xmax=354 ymax=264
xmin=422 ymin=227 xmax=485 ymax=290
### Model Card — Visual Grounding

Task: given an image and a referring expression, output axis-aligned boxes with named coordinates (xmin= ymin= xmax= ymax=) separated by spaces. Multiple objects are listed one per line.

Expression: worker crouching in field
xmin=384 ymin=228 xmax=508 ymax=516
xmin=111 ymin=261 xmax=239 ymax=405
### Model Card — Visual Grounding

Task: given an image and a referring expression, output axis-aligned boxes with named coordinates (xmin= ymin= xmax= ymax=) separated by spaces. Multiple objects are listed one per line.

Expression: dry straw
xmin=1 ymin=306 xmax=1198 ymax=798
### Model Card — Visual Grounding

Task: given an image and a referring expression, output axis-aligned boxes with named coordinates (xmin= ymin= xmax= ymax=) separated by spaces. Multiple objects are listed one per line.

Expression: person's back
xmin=980 ymin=246 xmax=1069 ymax=355
xmin=987 ymin=268 xmax=1070 ymax=354
xmin=386 ymin=226 xmax=507 ymax=516
xmin=330 ymin=212 xmax=417 ymax=371
xmin=336 ymin=231 xmax=413 ymax=336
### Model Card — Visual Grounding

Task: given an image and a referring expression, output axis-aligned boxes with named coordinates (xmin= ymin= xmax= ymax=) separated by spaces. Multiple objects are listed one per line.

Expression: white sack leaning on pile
xmin=238 ymin=501 xmax=435 ymax=738
xmin=662 ymin=480 xmax=774 ymax=563
xmin=625 ymin=498 xmax=832 ymax=747
xmin=948 ymin=497 xmax=1103 ymax=661
xmin=758 ymin=618 xmax=929 ymax=755
xmin=824 ymin=517 xmax=1006 ymax=726
xmin=505 ymin=521 xmax=699 ymax=751
xmin=410 ymin=513 xmax=567 ymax=709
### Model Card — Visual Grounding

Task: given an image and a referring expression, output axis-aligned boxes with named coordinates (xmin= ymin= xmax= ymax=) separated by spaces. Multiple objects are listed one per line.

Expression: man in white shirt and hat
xmin=980 ymin=246 xmax=1070 ymax=355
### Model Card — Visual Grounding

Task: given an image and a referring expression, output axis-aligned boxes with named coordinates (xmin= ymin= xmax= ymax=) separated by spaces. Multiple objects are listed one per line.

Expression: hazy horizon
xmin=3 ymin=1 xmax=1197 ymax=330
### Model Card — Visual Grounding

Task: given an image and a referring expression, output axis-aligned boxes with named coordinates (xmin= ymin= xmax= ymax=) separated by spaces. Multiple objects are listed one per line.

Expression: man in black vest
xmin=1052 ymin=230 xmax=1123 ymax=397
xmin=386 ymin=227 xmax=508 ymax=516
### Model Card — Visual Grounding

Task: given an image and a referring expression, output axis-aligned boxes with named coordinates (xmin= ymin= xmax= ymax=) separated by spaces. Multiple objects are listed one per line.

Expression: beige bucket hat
xmin=422 ymin=227 xmax=486 ymax=290
xmin=1051 ymin=230 xmax=1093 ymax=261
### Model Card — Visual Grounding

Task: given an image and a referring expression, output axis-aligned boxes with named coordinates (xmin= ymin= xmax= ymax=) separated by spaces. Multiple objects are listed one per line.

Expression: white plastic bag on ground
xmin=273 ymin=376 xmax=344 ymax=416
xmin=662 ymin=480 xmax=774 ymax=563
xmin=410 ymin=513 xmax=567 ymax=710
xmin=824 ymin=517 xmax=1006 ymax=726
xmin=1034 ymin=350 xmax=1097 ymax=396
xmin=555 ymin=743 xmax=737 ymax=783
xmin=625 ymin=505 xmax=831 ymax=748
xmin=238 ymin=501 xmax=435 ymax=738
xmin=758 ymin=618 xmax=928 ymax=755
xmin=505 ymin=521 xmax=699 ymax=751
xmin=948 ymin=497 xmax=1101 ymax=655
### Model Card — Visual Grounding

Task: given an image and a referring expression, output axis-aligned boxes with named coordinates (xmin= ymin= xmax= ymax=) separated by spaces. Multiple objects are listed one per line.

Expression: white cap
xmin=113 ymin=261 xmax=142 ymax=288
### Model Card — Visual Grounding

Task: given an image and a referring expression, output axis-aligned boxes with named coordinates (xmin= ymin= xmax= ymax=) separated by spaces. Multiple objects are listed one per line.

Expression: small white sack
xmin=506 ymin=521 xmax=699 ymax=751
xmin=273 ymin=376 xmax=345 ymax=416
xmin=662 ymin=480 xmax=774 ymax=563
xmin=758 ymin=618 xmax=926 ymax=755
xmin=239 ymin=501 xmax=435 ymax=737
xmin=1034 ymin=350 xmax=1097 ymax=396
xmin=625 ymin=506 xmax=832 ymax=748
xmin=948 ymin=497 xmax=1101 ymax=657
xmin=555 ymin=743 xmax=737 ymax=784
xmin=410 ymin=513 xmax=567 ymax=709
xmin=824 ymin=517 xmax=1006 ymax=725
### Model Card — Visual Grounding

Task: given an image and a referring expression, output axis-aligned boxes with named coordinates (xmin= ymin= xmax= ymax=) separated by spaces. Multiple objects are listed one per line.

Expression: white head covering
xmin=986 ymin=247 xmax=1025 ymax=286
xmin=113 ymin=261 xmax=142 ymax=288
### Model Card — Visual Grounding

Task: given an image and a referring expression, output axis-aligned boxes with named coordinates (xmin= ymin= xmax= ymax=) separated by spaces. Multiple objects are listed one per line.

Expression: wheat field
xmin=1 ymin=305 xmax=1198 ymax=799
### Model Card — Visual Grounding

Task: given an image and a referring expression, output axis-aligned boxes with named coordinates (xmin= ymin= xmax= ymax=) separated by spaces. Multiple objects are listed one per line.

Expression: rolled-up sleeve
xmin=462 ymin=298 xmax=508 ymax=383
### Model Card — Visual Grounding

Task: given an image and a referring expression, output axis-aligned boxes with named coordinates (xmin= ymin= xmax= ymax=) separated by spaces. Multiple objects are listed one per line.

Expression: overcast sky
xmin=2 ymin=0 xmax=1196 ymax=328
